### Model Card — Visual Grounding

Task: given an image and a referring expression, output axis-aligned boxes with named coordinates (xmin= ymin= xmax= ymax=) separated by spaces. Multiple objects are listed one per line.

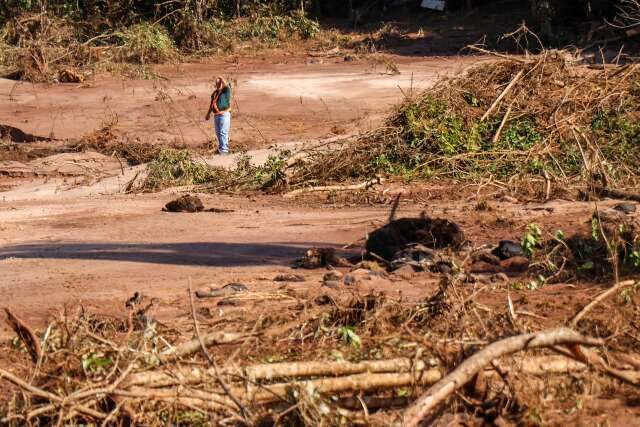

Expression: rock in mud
xmin=196 ymin=282 xmax=248 ymax=298
xmin=163 ymin=194 xmax=205 ymax=213
xmin=58 ymin=69 xmax=84 ymax=83
xmin=392 ymin=264 xmax=416 ymax=279
xmin=469 ymin=261 xmax=500 ymax=274
xmin=492 ymin=240 xmax=526 ymax=260
xmin=322 ymin=280 xmax=341 ymax=289
xmin=614 ymin=202 xmax=637 ymax=215
xmin=389 ymin=243 xmax=452 ymax=273
xmin=274 ymin=273 xmax=306 ymax=282
xmin=323 ymin=270 xmax=344 ymax=282
xmin=471 ymin=250 xmax=501 ymax=266
xmin=366 ymin=215 xmax=465 ymax=261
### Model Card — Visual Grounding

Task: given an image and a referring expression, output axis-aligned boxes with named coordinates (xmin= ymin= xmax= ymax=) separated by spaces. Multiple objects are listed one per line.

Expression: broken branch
xmin=481 ymin=70 xmax=524 ymax=121
xmin=403 ymin=328 xmax=603 ymax=427
xmin=570 ymin=280 xmax=636 ymax=326
xmin=283 ymin=177 xmax=382 ymax=198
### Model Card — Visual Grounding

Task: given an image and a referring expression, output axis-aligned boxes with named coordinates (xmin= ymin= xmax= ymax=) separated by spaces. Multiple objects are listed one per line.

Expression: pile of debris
xmin=2 ymin=270 xmax=640 ymax=426
xmin=285 ymin=50 xmax=640 ymax=198
xmin=1 ymin=214 xmax=640 ymax=425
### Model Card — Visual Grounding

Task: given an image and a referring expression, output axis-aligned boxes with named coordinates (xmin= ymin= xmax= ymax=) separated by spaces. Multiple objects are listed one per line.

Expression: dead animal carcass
xmin=366 ymin=215 xmax=465 ymax=261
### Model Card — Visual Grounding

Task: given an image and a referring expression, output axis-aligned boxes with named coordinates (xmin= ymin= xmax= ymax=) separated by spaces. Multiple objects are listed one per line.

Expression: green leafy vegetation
xmin=142 ymin=148 xmax=288 ymax=192
xmin=522 ymin=223 xmax=543 ymax=257
xmin=338 ymin=326 xmax=361 ymax=348
xmin=286 ymin=53 xmax=640 ymax=194
xmin=143 ymin=149 xmax=215 ymax=190
xmin=0 ymin=1 xmax=323 ymax=81
xmin=117 ymin=23 xmax=176 ymax=64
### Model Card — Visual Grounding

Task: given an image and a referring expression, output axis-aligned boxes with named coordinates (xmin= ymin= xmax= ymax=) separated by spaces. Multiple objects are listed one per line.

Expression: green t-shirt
xmin=211 ymin=85 xmax=232 ymax=112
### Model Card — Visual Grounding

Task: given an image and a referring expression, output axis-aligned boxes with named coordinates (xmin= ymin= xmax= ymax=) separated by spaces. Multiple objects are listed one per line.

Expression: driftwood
xmin=123 ymin=355 xmax=593 ymax=390
xmin=124 ymin=358 xmax=429 ymax=388
xmin=403 ymin=328 xmax=604 ymax=427
xmin=554 ymin=345 xmax=640 ymax=387
xmin=243 ymin=369 xmax=442 ymax=403
xmin=121 ymin=370 xmax=442 ymax=408
xmin=492 ymin=104 xmax=513 ymax=144
xmin=3 ymin=308 xmax=42 ymax=363
xmin=283 ymin=177 xmax=382 ymax=198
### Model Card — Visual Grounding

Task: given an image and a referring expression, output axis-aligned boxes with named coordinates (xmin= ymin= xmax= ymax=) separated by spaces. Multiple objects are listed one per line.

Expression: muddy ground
xmin=0 ymin=55 xmax=475 ymax=149
xmin=1 ymin=49 xmax=640 ymax=424
xmin=0 ymin=54 xmax=481 ymax=331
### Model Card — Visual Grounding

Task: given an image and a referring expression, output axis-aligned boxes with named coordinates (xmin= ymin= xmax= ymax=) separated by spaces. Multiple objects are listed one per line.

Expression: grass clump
xmin=176 ymin=11 xmax=319 ymax=51
xmin=117 ymin=23 xmax=176 ymax=64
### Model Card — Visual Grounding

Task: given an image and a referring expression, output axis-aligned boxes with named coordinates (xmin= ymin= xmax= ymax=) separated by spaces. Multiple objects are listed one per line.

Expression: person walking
xmin=205 ymin=76 xmax=232 ymax=154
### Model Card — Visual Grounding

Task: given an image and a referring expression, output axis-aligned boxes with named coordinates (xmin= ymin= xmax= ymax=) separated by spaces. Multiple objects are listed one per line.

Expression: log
xmin=245 ymin=358 xmax=425 ymax=381
xmin=283 ymin=178 xmax=382 ymax=198
xmin=124 ymin=358 xmax=427 ymax=388
xmin=245 ymin=370 xmax=442 ymax=403
xmin=403 ymin=328 xmax=603 ymax=427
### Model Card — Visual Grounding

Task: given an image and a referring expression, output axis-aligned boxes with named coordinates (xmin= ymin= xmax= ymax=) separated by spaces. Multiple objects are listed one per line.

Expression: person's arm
xmin=205 ymin=93 xmax=215 ymax=120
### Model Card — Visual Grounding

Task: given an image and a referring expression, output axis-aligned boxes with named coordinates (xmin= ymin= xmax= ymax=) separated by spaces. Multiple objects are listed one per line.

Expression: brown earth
xmin=1 ymin=52 xmax=640 ymax=425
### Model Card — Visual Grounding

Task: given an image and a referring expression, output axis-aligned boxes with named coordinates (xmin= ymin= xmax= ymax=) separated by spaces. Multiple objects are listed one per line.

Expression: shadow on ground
xmin=0 ymin=241 xmax=342 ymax=267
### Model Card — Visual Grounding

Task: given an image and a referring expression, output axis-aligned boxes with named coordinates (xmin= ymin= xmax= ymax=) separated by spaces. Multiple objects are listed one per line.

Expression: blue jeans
xmin=214 ymin=112 xmax=231 ymax=153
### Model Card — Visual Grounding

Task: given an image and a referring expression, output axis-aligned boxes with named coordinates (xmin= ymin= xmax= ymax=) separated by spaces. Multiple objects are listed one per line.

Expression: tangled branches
xmin=2 ymin=270 xmax=640 ymax=426
xmin=286 ymin=51 xmax=640 ymax=198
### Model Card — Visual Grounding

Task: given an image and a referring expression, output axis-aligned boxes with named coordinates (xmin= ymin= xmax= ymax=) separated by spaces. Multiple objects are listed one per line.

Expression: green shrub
xmin=143 ymin=149 xmax=213 ymax=190
xmin=142 ymin=149 xmax=289 ymax=192
xmin=118 ymin=23 xmax=175 ymax=64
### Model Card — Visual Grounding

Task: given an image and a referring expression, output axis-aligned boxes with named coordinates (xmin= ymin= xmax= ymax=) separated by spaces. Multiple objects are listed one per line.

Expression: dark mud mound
xmin=366 ymin=216 xmax=465 ymax=261
xmin=0 ymin=124 xmax=51 ymax=143
xmin=163 ymin=194 xmax=204 ymax=213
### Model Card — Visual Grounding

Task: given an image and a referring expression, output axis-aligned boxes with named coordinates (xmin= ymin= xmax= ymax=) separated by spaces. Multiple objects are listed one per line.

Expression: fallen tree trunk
xmin=283 ymin=178 xmax=382 ymax=198
xmin=124 ymin=354 xmax=595 ymax=390
xmin=125 ymin=369 xmax=443 ymax=406
xmin=125 ymin=357 xmax=427 ymax=388
xmin=403 ymin=328 xmax=604 ymax=427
